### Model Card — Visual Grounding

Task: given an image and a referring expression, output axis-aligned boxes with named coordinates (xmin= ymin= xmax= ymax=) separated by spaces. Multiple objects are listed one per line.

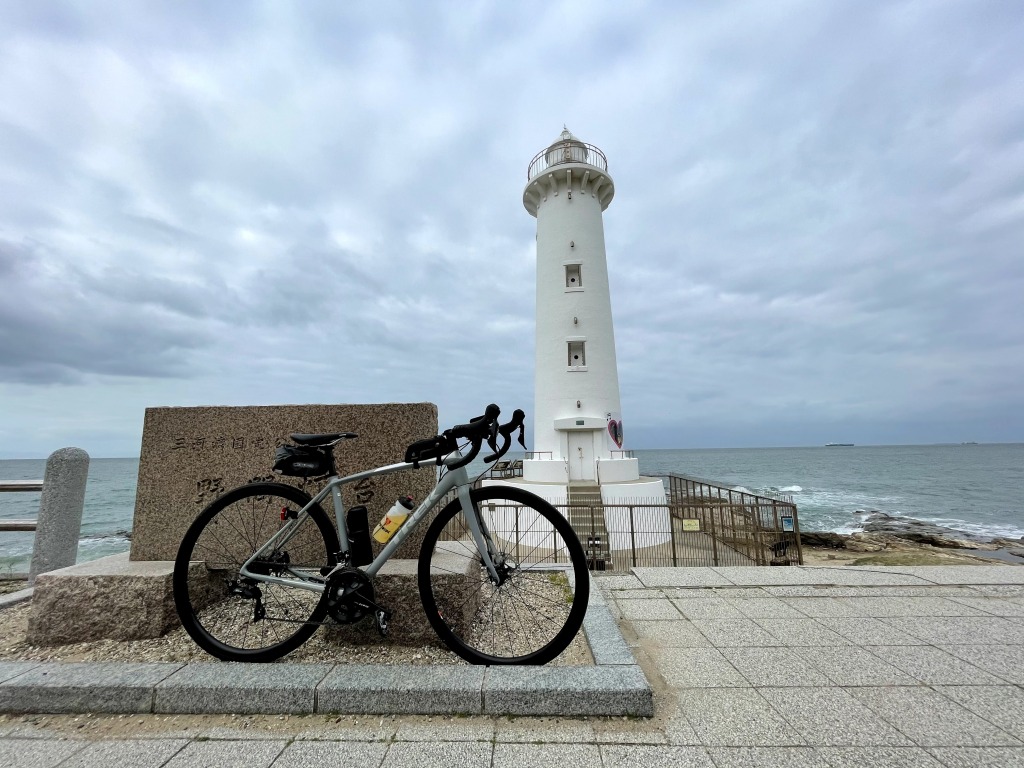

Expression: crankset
xmin=325 ymin=568 xmax=393 ymax=636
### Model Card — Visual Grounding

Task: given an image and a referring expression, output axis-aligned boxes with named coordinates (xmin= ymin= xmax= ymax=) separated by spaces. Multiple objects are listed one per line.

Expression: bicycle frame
xmin=237 ymin=449 xmax=500 ymax=592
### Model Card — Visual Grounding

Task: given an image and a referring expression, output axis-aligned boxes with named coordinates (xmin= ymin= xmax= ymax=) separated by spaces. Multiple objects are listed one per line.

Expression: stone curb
xmin=0 ymin=587 xmax=33 ymax=610
xmin=0 ymin=578 xmax=653 ymax=717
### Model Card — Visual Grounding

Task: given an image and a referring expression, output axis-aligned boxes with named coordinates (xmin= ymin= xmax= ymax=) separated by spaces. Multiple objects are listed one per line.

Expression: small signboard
xmin=682 ymin=519 xmax=700 ymax=532
xmin=781 ymin=516 xmax=794 ymax=533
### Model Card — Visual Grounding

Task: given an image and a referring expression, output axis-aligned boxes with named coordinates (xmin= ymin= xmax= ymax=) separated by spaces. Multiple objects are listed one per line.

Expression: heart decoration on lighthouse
xmin=607 ymin=419 xmax=623 ymax=448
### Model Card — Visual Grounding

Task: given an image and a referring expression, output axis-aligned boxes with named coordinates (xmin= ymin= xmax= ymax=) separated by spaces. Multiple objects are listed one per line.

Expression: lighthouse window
xmin=568 ymin=341 xmax=586 ymax=367
xmin=565 ymin=264 xmax=582 ymax=288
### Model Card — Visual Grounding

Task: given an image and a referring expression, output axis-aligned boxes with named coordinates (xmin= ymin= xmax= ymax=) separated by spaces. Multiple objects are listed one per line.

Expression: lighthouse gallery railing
xmin=527 ymin=141 xmax=608 ymax=180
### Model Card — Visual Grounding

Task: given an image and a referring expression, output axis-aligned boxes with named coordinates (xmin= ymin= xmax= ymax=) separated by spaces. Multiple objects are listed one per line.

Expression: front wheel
xmin=172 ymin=482 xmax=340 ymax=662
xmin=418 ymin=486 xmax=589 ymax=665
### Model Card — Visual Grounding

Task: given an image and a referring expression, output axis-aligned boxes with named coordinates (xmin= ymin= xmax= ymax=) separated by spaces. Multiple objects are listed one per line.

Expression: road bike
xmin=172 ymin=405 xmax=590 ymax=665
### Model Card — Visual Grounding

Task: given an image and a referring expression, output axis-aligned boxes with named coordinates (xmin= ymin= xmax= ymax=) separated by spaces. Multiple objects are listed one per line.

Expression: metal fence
xmin=551 ymin=485 xmax=801 ymax=570
xmin=459 ymin=470 xmax=802 ymax=570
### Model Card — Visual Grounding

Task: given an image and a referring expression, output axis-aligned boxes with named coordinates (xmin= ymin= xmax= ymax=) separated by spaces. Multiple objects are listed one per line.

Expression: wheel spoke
xmin=173 ymin=484 xmax=337 ymax=662
xmin=418 ymin=487 xmax=589 ymax=665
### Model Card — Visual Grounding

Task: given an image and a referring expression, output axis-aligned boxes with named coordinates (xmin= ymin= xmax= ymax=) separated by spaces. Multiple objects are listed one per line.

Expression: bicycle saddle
xmin=289 ymin=432 xmax=358 ymax=447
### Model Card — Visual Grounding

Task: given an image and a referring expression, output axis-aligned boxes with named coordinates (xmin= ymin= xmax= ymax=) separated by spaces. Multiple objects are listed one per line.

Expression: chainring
xmin=324 ymin=567 xmax=375 ymax=624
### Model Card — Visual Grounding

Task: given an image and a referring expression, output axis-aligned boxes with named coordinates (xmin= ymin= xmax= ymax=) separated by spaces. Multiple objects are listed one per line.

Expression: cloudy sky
xmin=1 ymin=1 xmax=1022 ymax=458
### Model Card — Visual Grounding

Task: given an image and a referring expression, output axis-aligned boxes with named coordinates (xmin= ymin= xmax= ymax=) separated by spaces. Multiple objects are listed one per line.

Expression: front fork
xmin=457 ymin=483 xmax=505 ymax=585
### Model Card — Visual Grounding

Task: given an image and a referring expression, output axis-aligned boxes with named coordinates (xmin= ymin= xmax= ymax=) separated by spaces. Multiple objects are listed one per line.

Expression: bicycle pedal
xmin=375 ymin=609 xmax=392 ymax=638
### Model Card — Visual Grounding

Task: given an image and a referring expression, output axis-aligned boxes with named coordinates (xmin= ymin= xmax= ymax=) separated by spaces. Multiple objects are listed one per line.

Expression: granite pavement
xmin=2 ymin=564 xmax=1024 ymax=767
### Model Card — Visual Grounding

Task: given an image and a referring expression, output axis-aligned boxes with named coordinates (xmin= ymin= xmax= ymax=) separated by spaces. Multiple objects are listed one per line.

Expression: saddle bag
xmin=272 ymin=444 xmax=335 ymax=478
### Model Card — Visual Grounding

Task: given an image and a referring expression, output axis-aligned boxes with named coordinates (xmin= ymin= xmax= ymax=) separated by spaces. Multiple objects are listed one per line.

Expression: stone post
xmin=28 ymin=447 xmax=89 ymax=584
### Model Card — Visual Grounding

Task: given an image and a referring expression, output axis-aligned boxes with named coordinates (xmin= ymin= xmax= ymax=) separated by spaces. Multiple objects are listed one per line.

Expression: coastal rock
xmin=1009 ymin=549 xmax=1024 ymax=560
xmin=992 ymin=537 xmax=1024 ymax=548
xmin=799 ymin=531 xmax=848 ymax=549
xmin=862 ymin=512 xmax=1000 ymax=550
xmin=844 ymin=534 xmax=884 ymax=553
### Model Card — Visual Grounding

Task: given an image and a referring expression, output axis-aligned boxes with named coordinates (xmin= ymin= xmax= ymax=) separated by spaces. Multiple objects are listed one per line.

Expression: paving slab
xmin=614 ymin=597 xmax=682 ymax=620
xmin=383 ymin=740 xmax=492 ymax=768
xmin=163 ymin=739 xmax=286 ymax=768
xmin=708 ymin=746 xmax=832 ymax=767
xmin=847 ymin=686 xmax=1022 ymax=747
xmin=881 ymin=616 xmax=1024 ymax=645
xmin=813 ymin=617 xmax=928 ymax=646
xmin=272 ymin=740 xmax=389 ymax=768
xmin=629 ymin=619 xmax=712 ymax=648
xmin=933 ymin=685 xmax=1024 ymax=742
xmin=393 ymin=717 xmax=495 ymax=743
xmin=866 ymin=646 xmax=1006 ymax=686
xmin=876 ymin=566 xmax=1024 ymax=585
xmin=602 ymin=744 xmax=714 ymax=767
xmin=57 ymin=739 xmax=189 ymax=768
xmin=0 ymin=738 xmax=85 ymax=768
xmin=730 ymin=597 xmax=808 ymax=619
xmin=718 ymin=647 xmax=831 ymax=687
xmin=0 ymin=662 xmax=182 ymax=714
xmin=674 ymin=688 xmax=805 ymax=746
xmin=492 ymin=742 xmax=602 ymax=767
xmin=761 ymin=686 xmax=912 ymax=746
xmin=669 ymin=597 xmax=745 ymax=619
xmin=493 ymin=717 xmax=596 ymax=743
xmin=317 ymin=665 xmax=484 ymax=715
xmin=939 ymin=644 xmax=1024 ymax=684
xmin=942 ymin=596 xmax=1024 ymax=616
xmin=712 ymin=567 xmax=929 ymax=587
xmin=652 ymin=647 xmax=748 ymax=688
xmin=817 ymin=746 xmax=944 ymax=767
xmin=689 ymin=618 xmax=781 ymax=647
xmin=632 ymin=568 xmax=732 ymax=588
xmin=753 ymin=617 xmax=855 ymax=646
xmin=155 ymin=662 xmax=332 ymax=714
xmin=776 ymin=597 xmax=863 ymax=618
xmin=793 ymin=647 xmax=916 ymax=687
xmin=926 ymin=746 xmax=1024 ymax=767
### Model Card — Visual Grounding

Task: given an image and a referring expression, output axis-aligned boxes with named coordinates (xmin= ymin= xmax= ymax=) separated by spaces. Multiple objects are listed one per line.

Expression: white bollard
xmin=28 ymin=447 xmax=89 ymax=584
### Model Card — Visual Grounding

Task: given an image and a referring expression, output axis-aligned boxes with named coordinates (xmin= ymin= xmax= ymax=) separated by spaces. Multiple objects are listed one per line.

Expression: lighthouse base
xmin=483 ymin=471 xmax=669 ymax=552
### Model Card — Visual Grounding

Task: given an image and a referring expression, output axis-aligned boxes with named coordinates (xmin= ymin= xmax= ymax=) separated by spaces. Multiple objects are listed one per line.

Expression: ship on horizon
xmin=825 ymin=442 xmax=855 ymax=447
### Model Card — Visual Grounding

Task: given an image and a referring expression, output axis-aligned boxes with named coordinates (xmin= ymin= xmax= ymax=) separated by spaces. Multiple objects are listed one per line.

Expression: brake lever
xmin=483 ymin=409 xmax=526 ymax=463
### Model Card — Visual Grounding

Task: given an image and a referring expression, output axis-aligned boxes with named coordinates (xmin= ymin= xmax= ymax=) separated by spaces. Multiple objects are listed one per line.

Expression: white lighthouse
xmin=495 ymin=128 xmax=667 ymax=530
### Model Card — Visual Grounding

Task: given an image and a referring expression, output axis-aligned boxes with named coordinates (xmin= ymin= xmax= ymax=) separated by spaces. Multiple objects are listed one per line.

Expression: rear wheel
xmin=172 ymin=482 xmax=339 ymax=662
xmin=418 ymin=486 xmax=589 ymax=665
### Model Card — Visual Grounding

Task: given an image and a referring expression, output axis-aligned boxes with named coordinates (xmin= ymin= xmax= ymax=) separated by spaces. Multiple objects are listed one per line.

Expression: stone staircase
xmin=567 ymin=483 xmax=612 ymax=570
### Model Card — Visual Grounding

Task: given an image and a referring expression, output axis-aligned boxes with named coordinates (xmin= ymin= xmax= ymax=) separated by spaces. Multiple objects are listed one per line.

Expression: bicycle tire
xmin=172 ymin=482 xmax=340 ymax=662
xmin=417 ymin=486 xmax=590 ymax=665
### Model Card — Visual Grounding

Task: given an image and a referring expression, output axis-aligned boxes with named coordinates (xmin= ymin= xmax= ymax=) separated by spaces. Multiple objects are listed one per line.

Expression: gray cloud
xmin=1 ymin=1 xmax=1022 ymax=456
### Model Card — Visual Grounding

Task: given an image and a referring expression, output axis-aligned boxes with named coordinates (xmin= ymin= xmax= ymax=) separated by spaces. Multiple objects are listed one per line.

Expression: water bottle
xmin=372 ymin=495 xmax=415 ymax=544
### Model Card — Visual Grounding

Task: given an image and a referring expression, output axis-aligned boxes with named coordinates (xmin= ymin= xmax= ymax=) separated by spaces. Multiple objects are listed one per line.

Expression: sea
xmin=1 ymin=443 xmax=1022 ymax=573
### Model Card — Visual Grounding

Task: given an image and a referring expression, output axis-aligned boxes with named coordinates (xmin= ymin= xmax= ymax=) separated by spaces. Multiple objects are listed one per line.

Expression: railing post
xmin=628 ymin=505 xmax=637 ymax=567
xmin=29 ymin=447 xmax=89 ymax=584
xmin=669 ymin=502 xmax=678 ymax=567
xmin=709 ymin=503 xmax=719 ymax=566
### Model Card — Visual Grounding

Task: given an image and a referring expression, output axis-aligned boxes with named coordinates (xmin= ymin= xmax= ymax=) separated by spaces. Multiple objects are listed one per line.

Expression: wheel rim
xmin=421 ymin=491 xmax=588 ymax=665
xmin=176 ymin=487 xmax=333 ymax=659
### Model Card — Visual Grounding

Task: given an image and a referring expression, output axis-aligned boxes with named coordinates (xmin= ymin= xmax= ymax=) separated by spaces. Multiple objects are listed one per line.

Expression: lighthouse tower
xmin=521 ymin=128 xmax=630 ymax=485
xmin=511 ymin=128 xmax=666 ymax=515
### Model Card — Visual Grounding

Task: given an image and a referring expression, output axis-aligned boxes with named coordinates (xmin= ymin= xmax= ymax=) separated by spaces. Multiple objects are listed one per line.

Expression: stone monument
xmin=27 ymin=402 xmax=443 ymax=646
xmin=130 ymin=402 xmax=439 ymax=562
